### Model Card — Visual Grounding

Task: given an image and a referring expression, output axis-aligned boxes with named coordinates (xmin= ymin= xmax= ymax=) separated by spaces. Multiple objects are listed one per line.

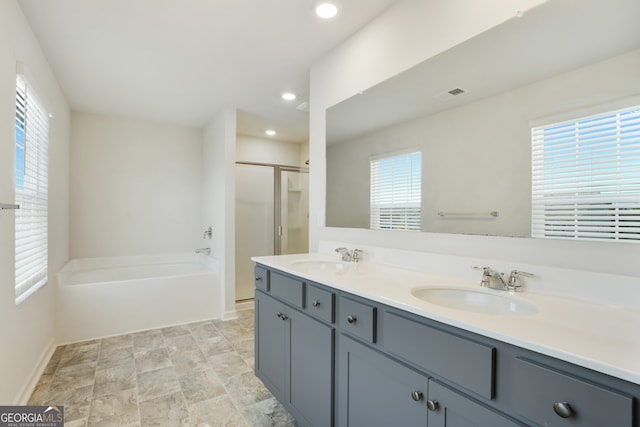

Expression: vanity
xmin=252 ymin=253 xmax=640 ymax=427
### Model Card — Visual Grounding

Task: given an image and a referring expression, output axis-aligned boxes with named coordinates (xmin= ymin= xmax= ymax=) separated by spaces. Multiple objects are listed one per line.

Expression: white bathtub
xmin=56 ymin=253 xmax=219 ymax=344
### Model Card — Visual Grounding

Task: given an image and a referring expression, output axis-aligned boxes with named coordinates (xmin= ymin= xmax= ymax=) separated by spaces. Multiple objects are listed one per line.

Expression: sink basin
xmin=290 ymin=259 xmax=350 ymax=271
xmin=411 ymin=287 xmax=538 ymax=316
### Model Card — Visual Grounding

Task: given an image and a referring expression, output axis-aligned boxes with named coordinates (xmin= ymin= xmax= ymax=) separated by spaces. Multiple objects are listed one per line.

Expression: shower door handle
xmin=277 ymin=225 xmax=282 ymax=237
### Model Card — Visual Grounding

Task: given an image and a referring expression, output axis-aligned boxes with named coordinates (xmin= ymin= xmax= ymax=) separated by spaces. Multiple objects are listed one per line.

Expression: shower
xmin=235 ymin=161 xmax=309 ymax=301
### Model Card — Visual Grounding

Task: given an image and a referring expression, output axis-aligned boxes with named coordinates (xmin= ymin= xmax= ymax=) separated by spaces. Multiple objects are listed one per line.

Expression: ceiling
xmin=18 ymin=0 xmax=398 ymax=143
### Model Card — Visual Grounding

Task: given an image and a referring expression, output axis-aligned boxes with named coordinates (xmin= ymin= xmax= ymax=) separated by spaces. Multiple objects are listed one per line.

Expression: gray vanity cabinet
xmin=427 ymin=380 xmax=520 ymax=427
xmin=338 ymin=335 xmax=519 ymax=427
xmin=254 ymin=270 xmax=335 ymax=427
xmin=289 ymin=304 xmax=334 ymax=427
xmin=338 ymin=335 xmax=429 ymax=426
xmin=255 ymin=289 xmax=287 ymax=397
xmin=255 ymin=264 xmax=640 ymax=427
xmin=507 ymin=357 xmax=633 ymax=427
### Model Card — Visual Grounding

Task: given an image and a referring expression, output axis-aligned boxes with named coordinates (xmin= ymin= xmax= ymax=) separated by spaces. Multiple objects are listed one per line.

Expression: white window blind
xmin=370 ymin=150 xmax=421 ymax=231
xmin=15 ymin=75 xmax=49 ymax=304
xmin=531 ymin=105 xmax=640 ymax=242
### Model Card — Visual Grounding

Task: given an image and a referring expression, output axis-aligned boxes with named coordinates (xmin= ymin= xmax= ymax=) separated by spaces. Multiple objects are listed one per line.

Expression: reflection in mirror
xmin=326 ymin=0 xmax=640 ymax=237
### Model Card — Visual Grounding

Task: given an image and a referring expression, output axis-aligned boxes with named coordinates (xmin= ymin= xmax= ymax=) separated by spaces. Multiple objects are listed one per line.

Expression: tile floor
xmin=28 ymin=308 xmax=297 ymax=426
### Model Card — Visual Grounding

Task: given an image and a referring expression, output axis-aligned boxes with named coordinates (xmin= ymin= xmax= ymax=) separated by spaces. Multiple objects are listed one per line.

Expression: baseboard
xmin=221 ymin=309 xmax=238 ymax=321
xmin=235 ymin=300 xmax=254 ymax=311
xmin=15 ymin=338 xmax=56 ymax=405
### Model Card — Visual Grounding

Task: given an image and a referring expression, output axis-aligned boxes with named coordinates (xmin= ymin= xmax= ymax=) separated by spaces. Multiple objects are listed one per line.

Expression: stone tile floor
xmin=28 ymin=308 xmax=297 ymax=426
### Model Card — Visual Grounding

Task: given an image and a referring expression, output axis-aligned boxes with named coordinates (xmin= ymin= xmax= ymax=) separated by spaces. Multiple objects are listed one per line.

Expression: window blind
xmin=370 ymin=150 xmax=421 ymax=231
xmin=15 ymin=76 xmax=49 ymax=304
xmin=531 ymin=105 xmax=640 ymax=242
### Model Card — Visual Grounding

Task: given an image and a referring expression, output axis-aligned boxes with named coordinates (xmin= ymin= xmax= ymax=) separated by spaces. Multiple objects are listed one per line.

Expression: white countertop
xmin=252 ymin=253 xmax=640 ymax=386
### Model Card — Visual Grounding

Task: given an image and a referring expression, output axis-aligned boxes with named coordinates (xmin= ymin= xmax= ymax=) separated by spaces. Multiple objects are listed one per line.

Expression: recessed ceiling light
xmin=281 ymin=92 xmax=297 ymax=101
xmin=313 ymin=1 xmax=340 ymax=19
xmin=265 ymin=130 xmax=276 ymax=136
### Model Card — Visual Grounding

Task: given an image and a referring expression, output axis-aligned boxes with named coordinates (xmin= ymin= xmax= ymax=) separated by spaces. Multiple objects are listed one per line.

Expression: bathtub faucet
xmin=196 ymin=248 xmax=211 ymax=256
xmin=203 ymin=227 xmax=212 ymax=239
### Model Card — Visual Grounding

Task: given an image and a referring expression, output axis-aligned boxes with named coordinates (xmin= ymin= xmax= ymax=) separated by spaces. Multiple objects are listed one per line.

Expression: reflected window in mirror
xmin=370 ymin=150 xmax=422 ymax=231
xmin=325 ymin=0 xmax=640 ymax=236
xmin=532 ymin=104 xmax=640 ymax=242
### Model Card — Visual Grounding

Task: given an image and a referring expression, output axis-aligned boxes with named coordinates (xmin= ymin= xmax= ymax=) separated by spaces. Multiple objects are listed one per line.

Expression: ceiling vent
xmin=447 ymin=88 xmax=465 ymax=96
xmin=296 ymin=102 xmax=310 ymax=113
xmin=433 ymin=88 xmax=468 ymax=101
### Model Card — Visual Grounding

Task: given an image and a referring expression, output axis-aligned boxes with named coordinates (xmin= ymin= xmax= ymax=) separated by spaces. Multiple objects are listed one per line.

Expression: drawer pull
xmin=346 ymin=315 xmax=357 ymax=324
xmin=426 ymin=400 xmax=439 ymax=411
xmin=312 ymin=300 xmax=320 ymax=308
xmin=553 ymin=402 xmax=573 ymax=418
xmin=410 ymin=391 xmax=423 ymax=402
xmin=276 ymin=311 xmax=288 ymax=320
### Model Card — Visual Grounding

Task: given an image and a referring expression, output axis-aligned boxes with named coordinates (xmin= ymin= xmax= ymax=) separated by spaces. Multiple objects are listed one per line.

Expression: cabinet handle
xmin=426 ymin=400 xmax=439 ymax=411
xmin=312 ymin=300 xmax=320 ymax=308
xmin=410 ymin=391 xmax=423 ymax=402
xmin=276 ymin=312 xmax=282 ymax=319
xmin=553 ymin=402 xmax=573 ymax=418
xmin=280 ymin=313 xmax=288 ymax=321
xmin=255 ymin=276 xmax=262 ymax=281
xmin=346 ymin=315 xmax=357 ymax=324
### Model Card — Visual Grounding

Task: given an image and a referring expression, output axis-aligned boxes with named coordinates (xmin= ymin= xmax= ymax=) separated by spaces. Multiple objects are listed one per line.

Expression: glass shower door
xmin=278 ymin=169 xmax=309 ymax=255
xmin=235 ymin=164 xmax=274 ymax=301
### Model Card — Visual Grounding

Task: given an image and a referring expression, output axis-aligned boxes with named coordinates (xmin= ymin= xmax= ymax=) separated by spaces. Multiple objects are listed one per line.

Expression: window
xmin=370 ymin=150 xmax=421 ymax=231
xmin=531 ymin=105 xmax=640 ymax=242
xmin=15 ymin=75 xmax=49 ymax=304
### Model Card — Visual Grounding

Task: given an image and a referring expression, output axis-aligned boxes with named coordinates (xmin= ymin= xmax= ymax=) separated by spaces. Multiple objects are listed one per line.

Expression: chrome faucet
xmin=335 ymin=247 xmax=364 ymax=263
xmin=196 ymin=248 xmax=211 ymax=255
xmin=473 ymin=266 xmax=534 ymax=293
xmin=335 ymin=247 xmax=352 ymax=261
xmin=203 ymin=227 xmax=212 ymax=239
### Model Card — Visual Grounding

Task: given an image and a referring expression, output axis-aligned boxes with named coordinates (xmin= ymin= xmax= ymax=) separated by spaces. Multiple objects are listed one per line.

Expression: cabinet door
xmin=427 ymin=380 xmax=520 ymax=427
xmin=255 ymin=291 xmax=286 ymax=398
xmin=289 ymin=310 xmax=335 ymax=427
xmin=338 ymin=335 xmax=428 ymax=427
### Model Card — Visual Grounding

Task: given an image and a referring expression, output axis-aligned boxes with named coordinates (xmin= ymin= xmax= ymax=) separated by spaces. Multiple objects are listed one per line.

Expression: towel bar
xmin=438 ymin=211 xmax=498 ymax=218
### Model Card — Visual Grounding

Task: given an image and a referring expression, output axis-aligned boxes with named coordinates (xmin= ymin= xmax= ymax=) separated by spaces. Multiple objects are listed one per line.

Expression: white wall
xmin=0 ymin=0 xmax=69 ymax=404
xmin=299 ymin=142 xmax=309 ymax=167
xmin=203 ymin=108 xmax=237 ymax=319
xmin=311 ymin=0 xmax=640 ymax=277
xmin=236 ymin=134 xmax=307 ymax=167
xmin=70 ymin=112 xmax=203 ymax=258
xmin=326 ymin=49 xmax=640 ymax=236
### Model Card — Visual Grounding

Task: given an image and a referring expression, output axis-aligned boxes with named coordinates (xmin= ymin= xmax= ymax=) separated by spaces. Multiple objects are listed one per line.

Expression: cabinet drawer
xmin=511 ymin=358 xmax=633 ymax=427
xmin=254 ymin=266 xmax=269 ymax=291
xmin=340 ymin=296 xmax=376 ymax=343
xmin=381 ymin=311 xmax=495 ymax=399
xmin=305 ymin=284 xmax=335 ymax=323
xmin=270 ymin=271 xmax=304 ymax=308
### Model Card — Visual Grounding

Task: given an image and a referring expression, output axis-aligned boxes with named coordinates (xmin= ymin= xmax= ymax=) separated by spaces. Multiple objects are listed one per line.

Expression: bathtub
xmin=56 ymin=253 xmax=219 ymax=344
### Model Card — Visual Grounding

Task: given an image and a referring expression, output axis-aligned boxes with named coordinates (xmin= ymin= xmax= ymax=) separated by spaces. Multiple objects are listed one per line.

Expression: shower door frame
xmin=236 ymin=161 xmax=309 ymax=255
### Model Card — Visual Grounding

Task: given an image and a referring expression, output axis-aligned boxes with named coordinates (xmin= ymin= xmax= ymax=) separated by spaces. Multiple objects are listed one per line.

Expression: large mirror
xmin=326 ymin=0 xmax=640 ymax=237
